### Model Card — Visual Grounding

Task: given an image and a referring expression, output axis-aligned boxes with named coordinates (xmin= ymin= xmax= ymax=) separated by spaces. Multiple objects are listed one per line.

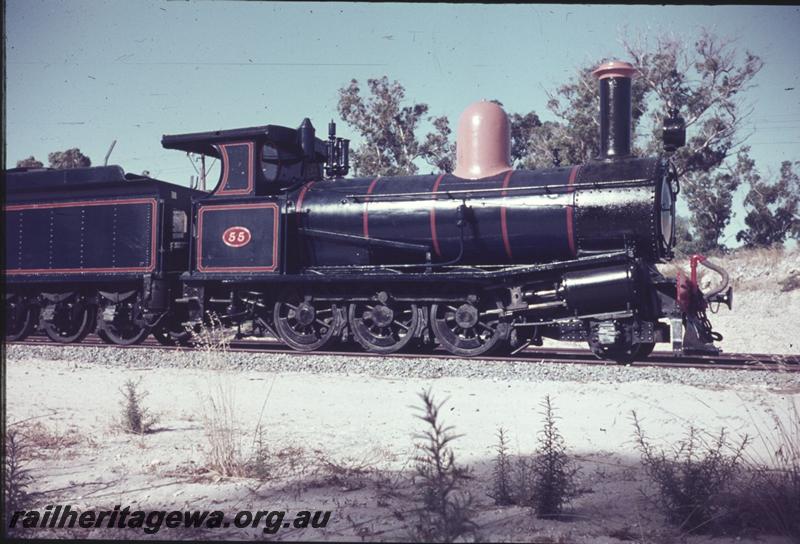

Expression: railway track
xmin=7 ymin=334 xmax=799 ymax=373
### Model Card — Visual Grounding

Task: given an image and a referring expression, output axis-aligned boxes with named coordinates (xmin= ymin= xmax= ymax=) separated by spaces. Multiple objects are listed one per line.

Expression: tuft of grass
xmin=410 ymin=389 xmax=478 ymax=543
xmin=526 ymin=396 xmax=579 ymax=519
xmin=119 ymin=378 xmax=158 ymax=434
xmin=488 ymin=427 xmax=515 ymax=506
xmin=632 ymin=411 xmax=749 ymax=534
xmin=193 ymin=315 xmax=279 ymax=479
xmin=193 ymin=316 xmax=246 ymax=477
xmin=200 ymin=369 xmax=245 ymax=477
xmin=191 ymin=313 xmax=238 ymax=370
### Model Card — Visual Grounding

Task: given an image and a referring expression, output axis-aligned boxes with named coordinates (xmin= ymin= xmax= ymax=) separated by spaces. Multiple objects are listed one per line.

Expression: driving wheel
xmin=273 ymin=294 xmax=341 ymax=352
xmin=430 ymin=295 xmax=508 ymax=357
xmin=348 ymin=295 xmax=419 ymax=354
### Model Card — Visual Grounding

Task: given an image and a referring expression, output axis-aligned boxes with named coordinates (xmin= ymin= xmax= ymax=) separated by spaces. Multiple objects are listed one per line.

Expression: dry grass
xmin=737 ymin=398 xmax=800 ymax=539
xmin=15 ymin=420 xmax=88 ymax=456
xmin=660 ymin=246 xmax=799 ymax=293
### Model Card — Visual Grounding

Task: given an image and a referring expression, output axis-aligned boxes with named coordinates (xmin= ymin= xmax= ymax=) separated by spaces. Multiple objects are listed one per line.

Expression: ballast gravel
xmin=5 ymin=343 xmax=798 ymax=390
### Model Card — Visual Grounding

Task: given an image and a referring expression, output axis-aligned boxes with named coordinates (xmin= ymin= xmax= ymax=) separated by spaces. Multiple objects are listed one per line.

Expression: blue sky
xmin=5 ymin=2 xmax=800 ymax=243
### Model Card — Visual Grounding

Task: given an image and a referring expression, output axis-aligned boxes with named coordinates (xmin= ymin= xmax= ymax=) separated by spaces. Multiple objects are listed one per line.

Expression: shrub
xmin=119 ymin=378 xmax=158 ymax=434
xmin=4 ymin=428 xmax=32 ymax=521
xmin=488 ymin=427 xmax=515 ymax=506
xmin=410 ymin=389 xmax=477 ymax=543
xmin=632 ymin=411 xmax=749 ymax=534
xmin=526 ymin=396 xmax=579 ymax=519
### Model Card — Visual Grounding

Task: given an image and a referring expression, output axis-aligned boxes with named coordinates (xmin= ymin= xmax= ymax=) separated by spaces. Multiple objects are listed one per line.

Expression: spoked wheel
xmin=348 ymin=295 xmax=420 ymax=354
xmin=430 ymin=295 xmax=509 ymax=357
xmin=5 ymin=295 xmax=37 ymax=341
xmin=41 ymin=296 xmax=95 ymax=344
xmin=273 ymin=294 xmax=341 ymax=352
xmin=97 ymin=294 xmax=149 ymax=346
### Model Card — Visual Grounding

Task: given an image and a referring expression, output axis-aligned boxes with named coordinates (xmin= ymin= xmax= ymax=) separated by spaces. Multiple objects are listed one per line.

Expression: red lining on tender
xmin=566 ymin=165 xmax=580 ymax=257
xmin=196 ymin=202 xmax=279 ymax=272
xmin=500 ymin=170 xmax=514 ymax=260
xmin=429 ymin=174 xmax=446 ymax=258
xmin=5 ymin=198 xmax=158 ymax=274
xmin=362 ymin=177 xmax=380 ymax=239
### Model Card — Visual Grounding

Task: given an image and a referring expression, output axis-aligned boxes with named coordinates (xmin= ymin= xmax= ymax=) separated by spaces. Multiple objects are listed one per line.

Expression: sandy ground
xmin=5 ymin=248 xmax=799 ymax=542
xmin=4 ymin=354 xmax=799 ymax=543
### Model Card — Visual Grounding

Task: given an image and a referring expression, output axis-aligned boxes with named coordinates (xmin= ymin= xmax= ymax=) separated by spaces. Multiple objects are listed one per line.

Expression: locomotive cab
xmin=162 ymin=121 xmax=328 ymax=195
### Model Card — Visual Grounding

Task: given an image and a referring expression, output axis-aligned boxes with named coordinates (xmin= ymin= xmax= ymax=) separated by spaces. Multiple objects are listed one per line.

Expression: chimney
xmin=592 ymin=60 xmax=637 ymax=160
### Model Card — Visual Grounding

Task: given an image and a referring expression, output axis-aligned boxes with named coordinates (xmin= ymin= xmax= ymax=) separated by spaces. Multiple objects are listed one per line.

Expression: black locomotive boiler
xmin=4 ymin=61 xmax=732 ymax=362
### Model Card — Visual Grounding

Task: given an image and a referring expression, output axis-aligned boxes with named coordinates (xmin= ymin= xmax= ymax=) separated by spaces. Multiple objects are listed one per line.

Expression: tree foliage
xmin=337 ymin=76 xmax=454 ymax=176
xmin=334 ymin=29 xmax=791 ymax=250
xmin=48 ymin=148 xmax=91 ymax=169
xmin=513 ymin=29 xmax=763 ymax=251
xmin=16 ymin=156 xmax=44 ymax=168
xmin=736 ymin=159 xmax=800 ymax=247
xmin=15 ymin=149 xmax=92 ymax=170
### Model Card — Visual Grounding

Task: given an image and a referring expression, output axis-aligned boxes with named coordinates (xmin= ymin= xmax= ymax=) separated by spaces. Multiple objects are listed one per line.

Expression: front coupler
xmin=673 ymin=254 xmax=732 ymax=355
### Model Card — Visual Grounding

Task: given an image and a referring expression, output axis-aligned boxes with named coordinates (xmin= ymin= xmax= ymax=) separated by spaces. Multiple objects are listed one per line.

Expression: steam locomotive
xmin=4 ymin=61 xmax=732 ymax=361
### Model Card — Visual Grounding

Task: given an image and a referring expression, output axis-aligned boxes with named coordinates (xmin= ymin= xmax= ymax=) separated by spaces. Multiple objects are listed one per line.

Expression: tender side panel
xmin=196 ymin=202 xmax=279 ymax=273
xmin=4 ymin=198 xmax=157 ymax=275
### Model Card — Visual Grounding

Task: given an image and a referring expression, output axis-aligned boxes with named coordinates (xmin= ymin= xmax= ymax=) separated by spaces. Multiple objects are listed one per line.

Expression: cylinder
xmin=592 ymin=61 xmax=636 ymax=160
xmin=561 ymin=264 xmax=637 ymax=315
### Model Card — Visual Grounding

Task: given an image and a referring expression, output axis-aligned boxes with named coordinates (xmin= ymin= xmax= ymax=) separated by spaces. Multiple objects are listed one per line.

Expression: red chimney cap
xmin=592 ymin=60 xmax=637 ymax=80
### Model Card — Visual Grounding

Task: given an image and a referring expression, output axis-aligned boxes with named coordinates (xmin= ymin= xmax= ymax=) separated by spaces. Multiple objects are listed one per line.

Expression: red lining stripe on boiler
xmin=362 ymin=177 xmax=380 ymax=239
xmin=295 ymin=181 xmax=316 ymax=213
xmin=500 ymin=170 xmax=514 ymax=260
xmin=566 ymin=165 xmax=580 ymax=257
xmin=429 ymin=174 xmax=446 ymax=258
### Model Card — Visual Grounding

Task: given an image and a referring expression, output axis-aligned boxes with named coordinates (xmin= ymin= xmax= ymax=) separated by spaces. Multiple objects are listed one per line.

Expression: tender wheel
xmin=430 ymin=295 xmax=509 ymax=357
xmin=635 ymin=342 xmax=656 ymax=360
xmin=587 ymin=320 xmax=658 ymax=364
xmin=97 ymin=298 xmax=150 ymax=346
xmin=273 ymin=295 xmax=341 ymax=352
xmin=5 ymin=295 xmax=37 ymax=341
xmin=348 ymin=295 xmax=419 ymax=354
xmin=97 ymin=294 xmax=149 ymax=346
xmin=588 ymin=337 xmax=654 ymax=364
xmin=42 ymin=297 xmax=95 ymax=344
xmin=152 ymin=320 xmax=193 ymax=346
